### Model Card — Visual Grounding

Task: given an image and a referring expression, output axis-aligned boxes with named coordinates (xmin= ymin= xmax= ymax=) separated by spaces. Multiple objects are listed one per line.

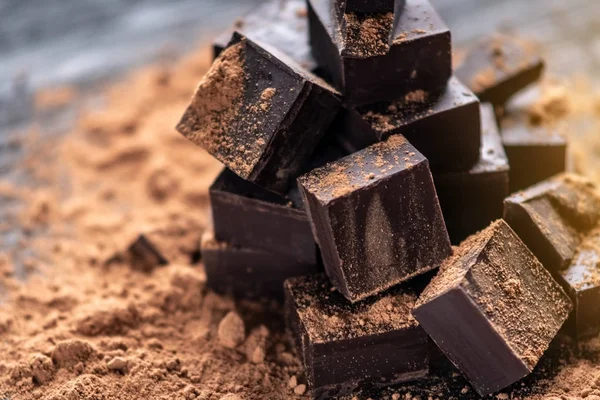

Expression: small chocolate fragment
xmin=284 ymin=273 xmax=428 ymax=399
xmin=504 ymin=173 xmax=600 ymax=272
xmin=339 ymin=77 xmax=481 ymax=172
xmin=177 ymin=32 xmax=341 ymax=193
xmin=210 ymin=168 xmax=317 ymax=265
xmin=455 ymin=34 xmax=544 ymax=106
xmin=308 ymin=0 xmax=451 ymax=106
xmin=433 ymin=103 xmax=509 ymax=244
xmin=413 ymin=220 xmax=572 ymax=396
xmin=201 ymin=233 xmax=320 ymax=300
xmin=502 ymin=114 xmax=567 ymax=193
xmin=124 ymin=227 xmax=200 ymax=272
xmin=298 ymin=135 xmax=451 ymax=302
xmin=556 ymin=230 xmax=600 ymax=339
xmin=212 ymin=0 xmax=318 ymax=73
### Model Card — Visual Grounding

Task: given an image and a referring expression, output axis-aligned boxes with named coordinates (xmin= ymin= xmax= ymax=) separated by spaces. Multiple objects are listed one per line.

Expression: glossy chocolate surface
xmin=433 ymin=103 xmax=509 ymax=243
xmin=298 ymin=135 xmax=451 ymax=302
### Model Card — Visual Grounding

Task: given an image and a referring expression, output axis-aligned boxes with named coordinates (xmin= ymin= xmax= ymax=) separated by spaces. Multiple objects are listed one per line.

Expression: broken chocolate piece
xmin=556 ymin=230 xmax=600 ymax=339
xmin=212 ymin=0 xmax=318 ymax=73
xmin=455 ymin=34 xmax=544 ymax=106
xmin=503 ymin=173 xmax=600 ymax=272
xmin=124 ymin=226 xmax=200 ymax=272
xmin=502 ymin=115 xmax=567 ymax=193
xmin=338 ymin=77 xmax=481 ymax=172
xmin=297 ymin=135 xmax=451 ymax=302
xmin=284 ymin=273 xmax=428 ymax=399
xmin=201 ymin=233 xmax=320 ymax=300
xmin=433 ymin=103 xmax=509 ymax=244
xmin=210 ymin=168 xmax=317 ymax=265
xmin=177 ymin=32 xmax=341 ymax=193
xmin=413 ymin=220 xmax=572 ymax=396
xmin=308 ymin=0 xmax=451 ymax=106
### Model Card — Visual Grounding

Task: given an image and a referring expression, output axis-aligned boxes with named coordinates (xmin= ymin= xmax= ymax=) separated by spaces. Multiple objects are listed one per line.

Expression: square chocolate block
xmin=413 ymin=220 xmax=572 ymax=396
xmin=298 ymin=135 xmax=451 ymax=302
xmin=456 ymin=34 xmax=544 ymax=107
xmin=212 ymin=0 xmax=318 ymax=73
xmin=201 ymin=233 xmax=320 ymax=300
xmin=284 ymin=274 xmax=428 ymax=399
xmin=210 ymin=168 xmax=317 ymax=265
xmin=433 ymin=103 xmax=509 ymax=244
xmin=501 ymin=115 xmax=567 ymax=193
xmin=338 ymin=77 xmax=481 ymax=172
xmin=176 ymin=32 xmax=341 ymax=194
xmin=556 ymin=231 xmax=600 ymax=339
xmin=308 ymin=0 xmax=451 ymax=106
xmin=504 ymin=173 xmax=600 ymax=272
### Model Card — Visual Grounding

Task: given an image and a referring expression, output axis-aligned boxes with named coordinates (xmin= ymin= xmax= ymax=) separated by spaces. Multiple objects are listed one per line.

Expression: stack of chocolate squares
xmin=172 ymin=0 xmax=585 ymax=398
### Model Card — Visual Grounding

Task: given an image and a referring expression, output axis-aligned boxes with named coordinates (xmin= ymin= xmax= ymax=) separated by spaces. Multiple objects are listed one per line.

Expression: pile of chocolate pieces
xmin=161 ymin=0 xmax=600 ymax=398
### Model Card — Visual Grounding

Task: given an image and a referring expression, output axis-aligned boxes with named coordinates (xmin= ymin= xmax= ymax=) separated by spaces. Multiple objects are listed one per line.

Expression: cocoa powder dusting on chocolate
xmin=342 ymin=12 xmax=393 ymax=58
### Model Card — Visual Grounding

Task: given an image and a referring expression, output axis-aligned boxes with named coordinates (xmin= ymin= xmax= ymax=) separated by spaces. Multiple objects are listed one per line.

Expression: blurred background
xmin=1 ymin=0 xmax=599 ymax=131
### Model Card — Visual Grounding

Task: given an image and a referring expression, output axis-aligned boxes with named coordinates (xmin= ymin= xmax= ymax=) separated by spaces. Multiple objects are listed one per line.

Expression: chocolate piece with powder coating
xmin=297 ymin=135 xmax=451 ymax=302
xmin=413 ymin=220 xmax=572 ymax=396
xmin=308 ymin=0 xmax=451 ymax=106
xmin=284 ymin=273 xmax=428 ymax=400
xmin=338 ymin=77 xmax=481 ymax=172
xmin=177 ymin=32 xmax=341 ymax=194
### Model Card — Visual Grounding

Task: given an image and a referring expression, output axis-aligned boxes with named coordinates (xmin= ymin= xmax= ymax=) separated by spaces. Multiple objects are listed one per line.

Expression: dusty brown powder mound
xmin=3 ymin=42 xmax=600 ymax=400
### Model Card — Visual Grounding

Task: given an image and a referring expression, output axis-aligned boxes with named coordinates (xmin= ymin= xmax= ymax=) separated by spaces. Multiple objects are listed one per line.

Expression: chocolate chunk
xmin=176 ymin=32 xmax=341 ymax=194
xmin=201 ymin=233 xmax=320 ymax=300
xmin=297 ymin=135 xmax=451 ymax=302
xmin=501 ymin=114 xmax=567 ymax=192
xmin=121 ymin=227 xmax=200 ymax=272
xmin=308 ymin=0 xmax=451 ymax=106
xmin=334 ymin=0 xmax=402 ymax=14
xmin=455 ymin=34 xmax=544 ymax=106
xmin=433 ymin=103 xmax=509 ymax=244
xmin=504 ymin=173 xmax=600 ymax=272
xmin=556 ymin=230 xmax=600 ymax=339
xmin=284 ymin=273 xmax=428 ymax=399
xmin=338 ymin=77 xmax=481 ymax=172
xmin=412 ymin=220 xmax=572 ymax=396
xmin=210 ymin=168 xmax=317 ymax=265
xmin=212 ymin=0 xmax=318 ymax=73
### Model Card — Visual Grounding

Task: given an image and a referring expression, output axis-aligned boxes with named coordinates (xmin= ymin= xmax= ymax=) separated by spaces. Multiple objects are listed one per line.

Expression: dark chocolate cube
xmin=413 ymin=220 xmax=572 ymax=396
xmin=502 ymin=116 xmax=567 ymax=193
xmin=284 ymin=274 xmax=428 ymax=399
xmin=339 ymin=77 xmax=481 ymax=172
xmin=556 ymin=231 xmax=600 ymax=339
xmin=210 ymin=168 xmax=317 ymax=265
xmin=212 ymin=0 xmax=318 ymax=73
xmin=298 ymin=135 xmax=451 ymax=302
xmin=456 ymin=34 xmax=544 ymax=107
xmin=308 ymin=0 xmax=451 ymax=106
xmin=433 ymin=103 xmax=509 ymax=244
xmin=504 ymin=173 xmax=600 ymax=272
xmin=201 ymin=233 xmax=319 ymax=300
xmin=177 ymin=32 xmax=341 ymax=194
